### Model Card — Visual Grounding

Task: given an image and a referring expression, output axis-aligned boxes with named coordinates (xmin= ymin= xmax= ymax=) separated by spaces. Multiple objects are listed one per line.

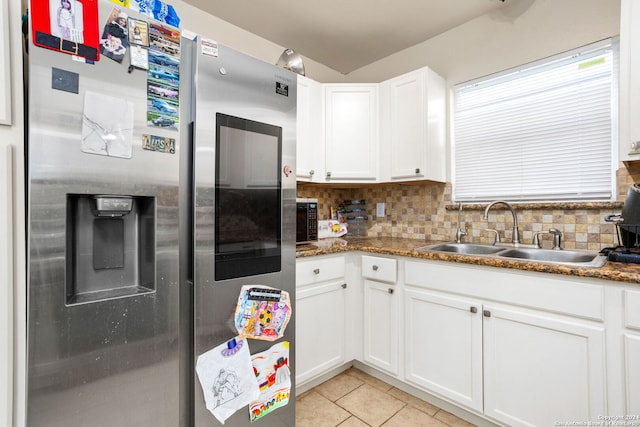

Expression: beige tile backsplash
xmin=297 ymin=163 xmax=640 ymax=250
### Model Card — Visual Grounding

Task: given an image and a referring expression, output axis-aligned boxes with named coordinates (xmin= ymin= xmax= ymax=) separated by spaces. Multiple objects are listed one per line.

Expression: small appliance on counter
xmin=296 ymin=198 xmax=318 ymax=244
xmin=603 ymin=184 xmax=640 ymax=263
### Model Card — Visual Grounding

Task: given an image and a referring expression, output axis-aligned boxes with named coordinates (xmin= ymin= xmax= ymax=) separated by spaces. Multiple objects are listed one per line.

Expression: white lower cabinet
xmin=483 ymin=305 xmax=606 ymax=426
xmin=624 ymin=289 xmax=640 ymax=414
xmin=404 ymin=260 xmax=606 ymax=426
xmin=362 ymin=256 xmax=399 ymax=376
xmin=296 ymin=254 xmax=623 ymax=426
xmin=404 ymin=288 xmax=483 ymax=412
xmin=295 ymin=255 xmax=347 ymax=386
xmin=363 ymin=279 xmax=399 ymax=375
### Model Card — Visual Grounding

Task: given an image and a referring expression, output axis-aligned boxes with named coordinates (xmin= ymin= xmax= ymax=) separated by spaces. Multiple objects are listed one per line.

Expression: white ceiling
xmin=181 ymin=0 xmax=512 ymax=74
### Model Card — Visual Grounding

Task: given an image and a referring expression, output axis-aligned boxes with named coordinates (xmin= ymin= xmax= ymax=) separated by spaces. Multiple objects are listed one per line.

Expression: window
xmin=453 ymin=39 xmax=618 ymax=202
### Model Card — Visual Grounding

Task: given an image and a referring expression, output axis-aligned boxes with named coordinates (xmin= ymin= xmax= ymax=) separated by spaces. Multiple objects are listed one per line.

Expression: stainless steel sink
xmin=496 ymin=247 xmax=607 ymax=267
xmin=416 ymin=242 xmax=607 ymax=268
xmin=417 ymin=242 xmax=506 ymax=255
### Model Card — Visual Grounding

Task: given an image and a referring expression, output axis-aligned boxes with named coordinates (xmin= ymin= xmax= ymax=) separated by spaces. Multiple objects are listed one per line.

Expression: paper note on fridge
xmin=195 ymin=337 xmax=260 ymax=424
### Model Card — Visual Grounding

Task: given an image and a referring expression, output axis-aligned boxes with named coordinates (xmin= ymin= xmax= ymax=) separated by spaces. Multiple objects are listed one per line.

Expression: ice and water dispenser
xmin=65 ymin=194 xmax=156 ymax=305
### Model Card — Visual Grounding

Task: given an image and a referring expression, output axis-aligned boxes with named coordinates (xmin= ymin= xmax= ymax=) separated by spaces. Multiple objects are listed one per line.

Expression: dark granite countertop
xmin=296 ymin=237 xmax=640 ymax=285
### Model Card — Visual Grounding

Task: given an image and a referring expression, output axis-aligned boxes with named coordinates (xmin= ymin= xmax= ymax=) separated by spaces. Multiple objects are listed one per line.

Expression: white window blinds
xmin=453 ymin=39 xmax=617 ymax=202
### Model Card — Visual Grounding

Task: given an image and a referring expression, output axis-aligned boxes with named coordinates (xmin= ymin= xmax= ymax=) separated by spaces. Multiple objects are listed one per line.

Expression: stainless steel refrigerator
xmin=27 ymin=2 xmax=296 ymax=425
xmin=26 ymin=2 xmax=181 ymax=426
xmin=181 ymin=37 xmax=297 ymax=426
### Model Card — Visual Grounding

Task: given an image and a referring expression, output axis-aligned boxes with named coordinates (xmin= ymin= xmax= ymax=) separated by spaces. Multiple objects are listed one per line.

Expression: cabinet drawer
xmin=625 ymin=289 xmax=640 ymax=330
xmin=296 ymin=256 xmax=345 ymax=286
xmin=362 ymin=255 xmax=397 ymax=283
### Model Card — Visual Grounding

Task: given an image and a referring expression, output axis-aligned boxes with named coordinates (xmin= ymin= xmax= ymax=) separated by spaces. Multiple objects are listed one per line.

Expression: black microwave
xmin=296 ymin=198 xmax=318 ymax=244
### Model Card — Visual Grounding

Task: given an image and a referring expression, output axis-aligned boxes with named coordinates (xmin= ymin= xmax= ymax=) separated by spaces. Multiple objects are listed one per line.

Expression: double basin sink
xmin=417 ymin=242 xmax=607 ymax=268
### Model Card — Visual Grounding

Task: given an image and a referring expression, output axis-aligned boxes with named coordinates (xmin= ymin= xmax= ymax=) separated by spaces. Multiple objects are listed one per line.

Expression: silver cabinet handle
xmin=326 ymin=172 xmax=331 ymax=178
xmin=470 ymin=306 xmax=477 ymax=314
xmin=341 ymin=283 xmax=347 ymax=289
xmin=483 ymin=310 xmax=491 ymax=318
xmin=388 ymin=288 xmax=394 ymax=294
xmin=313 ymin=268 xmax=320 ymax=274
xmin=372 ymin=265 xmax=379 ymax=271
xmin=309 ymin=170 xmax=315 ymax=176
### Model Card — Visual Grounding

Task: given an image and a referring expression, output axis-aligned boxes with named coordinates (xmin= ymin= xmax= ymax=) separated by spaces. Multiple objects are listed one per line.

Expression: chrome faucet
xmin=533 ymin=227 xmax=563 ymax=249
xmin=483 ymin=200 xmax=520 ymax=244
xmin=455 ymin=202 xmax=468 ymax=243
xmin=549 ymin=228 xmax=563 ymax=249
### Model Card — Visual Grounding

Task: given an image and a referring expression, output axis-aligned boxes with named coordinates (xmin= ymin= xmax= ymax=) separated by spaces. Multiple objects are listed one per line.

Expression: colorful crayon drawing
xmin=234 ymin=286 xmax=291 ymax=341
xmin=249 ymin=342 xmax=291 ymax=422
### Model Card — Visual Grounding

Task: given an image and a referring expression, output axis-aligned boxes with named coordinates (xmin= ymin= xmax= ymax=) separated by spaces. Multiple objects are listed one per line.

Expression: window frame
xmin=452 ymin=38 xmax=619 ymax=204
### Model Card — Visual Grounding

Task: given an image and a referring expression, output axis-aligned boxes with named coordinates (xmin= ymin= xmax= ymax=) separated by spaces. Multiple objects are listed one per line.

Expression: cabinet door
xmin=363 ymin=279 xmax=398 ymax=375
xmin=379 ymin=68 xmax=446 ymax=182
xmin=296 ymin=75 xmax=323 ymax=181
xmin=1 ymin=146 xmax=12 ymax=427
xmin=483 ymin=305 xmax=606 ymax=427
xmin=620 ymin=0 xmax=640 ymax=161
xmin=296 ymin=280 xmax=346 ymax=385
xmin=324 ymin=84 xmax=378 ymax=181
xmin=387 ymin=71 xmax=425 ymax=180
xmin=624 ymin=289 xmax=640 ymax=414
xmin=404 ymin=288 xmax=483 ymax=412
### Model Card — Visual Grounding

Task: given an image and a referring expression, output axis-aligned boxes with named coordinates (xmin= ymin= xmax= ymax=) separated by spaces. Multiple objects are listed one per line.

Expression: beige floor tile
xmin=344 ymin=368 xmax=394 ymax=392
xmin=434 ymin=409 xmax=477 ymax=427
xmin=336 ymin=384 xmax=405 ymax=427
xmin=296 ymin=390 xmax=351 ymax=427
xmin=382 ymin=407 xmax=450 ymax=427
xmin=338 ymin=416 xmax=370 ymax=426
xmin=315 ymin=373 xmax=365 ymax=402
xmin=387 ymin=387 xmax=439 ymax=416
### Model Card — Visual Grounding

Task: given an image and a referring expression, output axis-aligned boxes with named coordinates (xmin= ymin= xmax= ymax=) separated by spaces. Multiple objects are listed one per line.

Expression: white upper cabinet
xmin=620 ymin=0 xmax=640 ymax=161
xmin=296 ymin=75 xmax=324 ymax=181
xmin=324 ymin=84 xmax=379 ymax=181
xmin=379 ymin=67 xmax=446 ymax=182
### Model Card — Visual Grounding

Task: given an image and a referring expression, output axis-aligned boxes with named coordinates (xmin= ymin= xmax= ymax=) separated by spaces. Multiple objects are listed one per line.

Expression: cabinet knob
xmin=309 ymin=169 xmax=315 ymax=176
xmin=415 ymin=168 xmax=420 ymax=174
xmin=470 ymin=306 xmax=477 ymax=314
xmin=388 ymin=288 xmax=394 ymax=294
xmin=313 ymin=268 xmax=320 ymax=274
xmin=483 ymin=310 xmax=491 ymax=318
xmin=326 ymin=171 xmax=332 ymax=178
xmin=341 ymin=283 xmax=347 ymax=289
xmin=372 ymin=265 xmax=379 ymax=271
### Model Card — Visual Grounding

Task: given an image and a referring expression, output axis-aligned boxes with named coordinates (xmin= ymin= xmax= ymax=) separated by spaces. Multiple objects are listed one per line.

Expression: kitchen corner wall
xmin=297 ymin=163 xmax=640 ymax=251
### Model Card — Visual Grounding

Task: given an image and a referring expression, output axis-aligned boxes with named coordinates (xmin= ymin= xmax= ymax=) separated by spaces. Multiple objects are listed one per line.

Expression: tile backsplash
xmin=297 ymin=163 xmax=640 ymax=250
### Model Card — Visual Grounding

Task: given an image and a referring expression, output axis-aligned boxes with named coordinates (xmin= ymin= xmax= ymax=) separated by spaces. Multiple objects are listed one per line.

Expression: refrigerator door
xmin=186 ymin=40 xmax=297 ymax=426
xmin=26 ymin=3 xmax=180 ymax=426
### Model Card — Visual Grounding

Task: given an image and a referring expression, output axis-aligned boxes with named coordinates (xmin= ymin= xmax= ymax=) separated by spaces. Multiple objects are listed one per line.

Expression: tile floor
xmin=296 ymin=368 xmax=477 ymax=427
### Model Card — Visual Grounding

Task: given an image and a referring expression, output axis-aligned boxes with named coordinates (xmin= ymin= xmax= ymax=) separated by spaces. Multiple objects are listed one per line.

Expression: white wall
xmin=2 ymin=0 xmax=25 ymax=425
xmin=344 ymin=0 xmax=621 ymax=86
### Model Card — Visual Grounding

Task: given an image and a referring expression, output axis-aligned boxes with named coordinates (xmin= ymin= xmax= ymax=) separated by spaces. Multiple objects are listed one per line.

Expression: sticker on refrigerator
xmin=130 ymin=0 xmax=181 ymax=28
xmin=196 ymin=337 xmax=260 ymax=424
xmin=81 ymin=91 xmax=134 ymax=158
xmin=249 ymin=341 xmax=291 ymax=422
xmin=234 ymin=286 xmax=291 ymax=341
xmin=100 ymin=7 xmax=130 ymax=63
xmin=142 ymin=134 xmax=175 ymax=154
xmin=30 ymin=0 xmax=100 ymax=61
xmin=147 ymin=21 xmax=180 ymax=130
xmin=201 ymin=38 xmax=218 ymax=57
